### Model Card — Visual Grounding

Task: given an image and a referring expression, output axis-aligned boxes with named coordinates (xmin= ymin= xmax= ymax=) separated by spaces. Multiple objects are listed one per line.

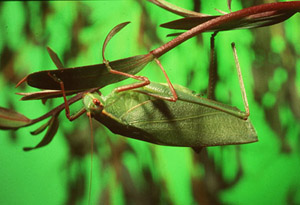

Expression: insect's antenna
xmin=231 ymin=42 xmax=250 ymax=119
xmin=87 ymin=112 xmax=94 ymax=205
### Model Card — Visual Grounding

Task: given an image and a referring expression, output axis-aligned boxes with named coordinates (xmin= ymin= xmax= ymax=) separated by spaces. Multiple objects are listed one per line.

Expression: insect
xmin=79 ymin=42 xmax=255 ymax=149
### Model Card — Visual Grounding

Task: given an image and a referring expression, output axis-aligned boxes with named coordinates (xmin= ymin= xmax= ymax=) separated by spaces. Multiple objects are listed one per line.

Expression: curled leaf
xmin=102 ymin=21 xmax=131 ymax=62
xmin=0 ymin=107 xmax=32 ymax=130
xmin=147 ymin=0 xmax=210 ymax=17
xmin=23 ymin=114 xmax=59 ymax=151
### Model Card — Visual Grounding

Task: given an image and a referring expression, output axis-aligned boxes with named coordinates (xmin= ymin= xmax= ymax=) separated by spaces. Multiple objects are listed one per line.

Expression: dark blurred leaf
xmin=0 ymin=107 xmax=31 ymax=130
xmin=102 ymin=21 xmax=130 ymax=61
xmin=23 ymin=115 xmax=59 ymax=151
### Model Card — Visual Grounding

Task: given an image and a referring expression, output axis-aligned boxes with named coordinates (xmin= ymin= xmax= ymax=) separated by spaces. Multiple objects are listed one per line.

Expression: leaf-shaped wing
xmin=0 ymin=107 xmax=32 ymax=130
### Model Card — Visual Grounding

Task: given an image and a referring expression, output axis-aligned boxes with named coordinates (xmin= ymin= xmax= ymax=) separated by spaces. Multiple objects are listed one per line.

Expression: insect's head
xmin=83 ymin=92 xmax=104 ymax=115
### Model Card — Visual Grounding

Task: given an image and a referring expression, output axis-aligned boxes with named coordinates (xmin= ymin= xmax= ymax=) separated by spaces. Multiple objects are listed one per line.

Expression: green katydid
xmin=11 ymin=41 xmax=253 ymax=150
xmin=80 ymin=42 xmax=255 ymax=148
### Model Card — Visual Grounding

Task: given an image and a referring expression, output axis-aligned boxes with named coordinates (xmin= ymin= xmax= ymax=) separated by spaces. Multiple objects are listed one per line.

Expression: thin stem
xmin=151 ymin=1 xmax=300 ymax=58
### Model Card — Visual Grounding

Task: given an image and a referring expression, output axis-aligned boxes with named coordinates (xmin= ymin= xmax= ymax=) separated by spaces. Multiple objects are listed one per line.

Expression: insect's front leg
xmin=231 ymin=43 xmax=249 ymax=119
xmin=47 ymin=72 xmax=86 ymax=121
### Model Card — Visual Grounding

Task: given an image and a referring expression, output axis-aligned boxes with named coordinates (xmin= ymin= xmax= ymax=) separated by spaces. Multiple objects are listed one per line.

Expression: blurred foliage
xmin=0 ymin=1 xmax=300 ymax=205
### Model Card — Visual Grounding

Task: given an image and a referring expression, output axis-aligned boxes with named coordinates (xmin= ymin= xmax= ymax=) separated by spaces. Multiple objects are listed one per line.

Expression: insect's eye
xmin=93 ymin=99 xmax=101 ymax=107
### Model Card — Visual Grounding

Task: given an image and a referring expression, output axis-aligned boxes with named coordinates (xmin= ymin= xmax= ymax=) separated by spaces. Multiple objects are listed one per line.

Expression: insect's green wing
xmin=138 ymin=82 xmax=247 ymax=119
xmin=93 ymin=87 xmax=258 ymax=147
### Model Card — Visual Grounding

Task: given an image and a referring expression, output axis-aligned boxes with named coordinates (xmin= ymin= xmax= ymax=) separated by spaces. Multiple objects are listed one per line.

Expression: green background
xmin=0 ymin=1 xmax=300 ymax=204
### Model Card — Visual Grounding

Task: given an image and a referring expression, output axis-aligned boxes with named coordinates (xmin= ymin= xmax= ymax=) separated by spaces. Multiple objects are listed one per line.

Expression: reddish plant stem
xmin=151 ymin=1 xmax=300 ymax=58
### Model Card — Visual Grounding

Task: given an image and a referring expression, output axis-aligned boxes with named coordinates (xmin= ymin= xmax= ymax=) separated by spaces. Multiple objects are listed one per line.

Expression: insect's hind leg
xmin=231 ymin=43 xmax=250 ymax=119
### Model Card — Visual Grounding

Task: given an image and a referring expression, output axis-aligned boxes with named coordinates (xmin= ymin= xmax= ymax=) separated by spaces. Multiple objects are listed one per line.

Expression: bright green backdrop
xmin=0 ymin=1 xmax=300 ymax=204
